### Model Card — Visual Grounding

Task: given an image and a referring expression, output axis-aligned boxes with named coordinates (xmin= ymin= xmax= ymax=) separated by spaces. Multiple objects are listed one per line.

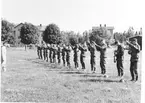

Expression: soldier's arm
xmin=136 ymin=44 xmax=140 ymax=53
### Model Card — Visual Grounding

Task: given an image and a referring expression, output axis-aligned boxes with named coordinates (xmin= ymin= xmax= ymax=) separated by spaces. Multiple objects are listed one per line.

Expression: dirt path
xmin=1 ymin=48 xmax=141 ymax=103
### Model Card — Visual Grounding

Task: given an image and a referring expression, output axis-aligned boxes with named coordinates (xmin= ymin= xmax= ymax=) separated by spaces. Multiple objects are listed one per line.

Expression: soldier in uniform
xmin=39 ymin=45 xmax=43 ymax=59
xmin=46 ymin=44 xmax=49 ymax=62
xmin=65 ymin=44 xmax=72 ymax=68
xmin=87 ymin=41 xmax=96 ymax=73
xmin=94 ymin=40 xmax=107 ymax=77
xmin=43 ymin=46 xmax=47 ymax=60
xmin=62 ymin=44 xmax=66 ymax=66
xmin=52 ymin=44 xmax=57 ymax=63
xmin=71 ymin=44 xmax=79 ymax=70
xmin=127 ymin=38 xmax=140 ymax=81
xmin=36 ymin=44 xmax=40 ymax=59
xmin=49 ymin=44 xmax=53 ymax=63
xmin=79 ymin=43 xmax=87 ymax=71
xmin=114 ymin=41 xmax=124 ymax=77
xmin=57 ymin=44 xmax=62 ymax=64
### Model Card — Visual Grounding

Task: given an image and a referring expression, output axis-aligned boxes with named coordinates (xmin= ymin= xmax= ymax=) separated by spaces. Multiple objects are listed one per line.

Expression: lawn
xmin=1 ymin=47 xmax=141 ymax=103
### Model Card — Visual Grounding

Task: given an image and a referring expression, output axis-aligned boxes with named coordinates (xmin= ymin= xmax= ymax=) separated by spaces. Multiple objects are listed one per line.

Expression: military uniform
xmin=115 ymin=44 xmax=124 ymax=77
xmin=72 ymin=45 xmax=79 ymax=69
xmin=57 ymin=45 xmax=62 ymax=64
xmin=62 ymin=45 xmax=66 ymax=66
xmin=96 ymin=42 xmax=107 ymax=75
xmin=43 ymin=47 xmax=47 ymax=60
xmin=46 ymin=46 xmax=49 ymax=62
xmin=49 ymin=45 xmax=53 ymax=63
xmin=79 ymin=44 xmax=87 ymax=70
xmin=128 ymin=39 xmax=140 ymax=81
xmin=87 ymin=43 xmax=96 ymax=72
xmin=65 ymin=45 xmax=71 ymax=68
xmin=39 ymin=46 xmax=43 ymax=59
xmin=37 ymin=45 xmax=41 ymax=59
xmin=52 ymin=45 xmax=57 ymax=63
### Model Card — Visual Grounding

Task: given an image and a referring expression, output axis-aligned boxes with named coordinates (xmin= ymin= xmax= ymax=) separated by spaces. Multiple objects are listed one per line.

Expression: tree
xmin=1 ymin=19 xmax=15 ymax=44
xmin=43 ymin=23 xmax=61 ymax=44
xmin=20 ymin=23 xmax=39 ymax=50
xmin=89 ymin=26 xmax=112 ymax=46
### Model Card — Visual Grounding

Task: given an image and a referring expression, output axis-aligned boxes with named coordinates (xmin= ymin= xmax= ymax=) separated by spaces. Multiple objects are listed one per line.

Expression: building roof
xmin=37 ymin=25 xmax=46 ymax=31
xmin=92 ymin=26 xmax=114 ymax=30
xmin=14 ymin=23 xmax=23 ymax=28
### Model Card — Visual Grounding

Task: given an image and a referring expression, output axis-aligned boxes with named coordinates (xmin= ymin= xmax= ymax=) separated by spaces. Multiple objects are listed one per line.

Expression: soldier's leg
xmin=130 ymin=62 xmax=134 ymax=80
xmin=134 ymin=61 xmax=138 ymax=81
xmin=93 ymin=57 xmax=96 ymax=71
xmin=80 ymin=56 xmax=85 ymax=69
xmin=82 ymin=57 xmax=85 ymax=69
xmin=117 ymin=61 xmax=120 ymax=76
xmin=119 ymin=60 xmax=124 ymax=77
xmin=100 ymin=59 xmax=106 ymax=74
xmin=90 ymin=57 xmax=93 ymax=71
xmin=62 ymin=56 xmax=65 ymax=66
xmin=68 ymin=57 xmax=71 ymax=67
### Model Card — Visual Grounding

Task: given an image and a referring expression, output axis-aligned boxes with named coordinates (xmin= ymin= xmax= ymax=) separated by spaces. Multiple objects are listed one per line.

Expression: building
xmin=92 ymin=24 xmax=114 ymax=36
xmin=13 ymin=23 xmax=24 ymax=46
xmin=13 ymin=23 xmax=46 ymax=46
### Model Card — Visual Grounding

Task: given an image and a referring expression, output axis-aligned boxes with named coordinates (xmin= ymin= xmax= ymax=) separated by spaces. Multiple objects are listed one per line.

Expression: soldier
xmin=114 ymin=41 xmax=124 ymax=78
xmin=94 ymin=40 xmax=107 ymax=77
xmin=46 ymin=44 xmax=49 ymax=62
xmin=36 ymin=44 xmax=40 ymax=59
xmin=57 ymin=44 xmax=62 ymax=64
xmin=43 ymin=46 xmax=47 ymax=60
xmin=72 ymin=44 xmax=79 ymax=70
xmin=39 ymin=46 xmax=43 ymax=59
xmin=65 ymin=44 xmax=72 ymax=68
xmin=78 ymin=43 xmax=87 ymax=71
xmin=52 ymin=44 xmax=57 ymax=63
xmin=126 ymin=38 xmax=140 ymax=81
xmin=49 ymin=44 xmax=53 ymax=63
xmin=62 ymin=44 xmax=66 ymax=66
xmin=87 ymin=41 xmax=96 ymax=73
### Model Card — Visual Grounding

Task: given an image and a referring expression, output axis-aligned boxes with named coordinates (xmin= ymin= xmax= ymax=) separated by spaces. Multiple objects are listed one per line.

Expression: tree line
xmin=1 ymin=19 xmax=142 ymax=47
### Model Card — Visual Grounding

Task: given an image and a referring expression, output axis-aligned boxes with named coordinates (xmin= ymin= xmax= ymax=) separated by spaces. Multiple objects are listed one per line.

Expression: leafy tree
xmin=89 ymin=26 xmax=112 ymax=46
xmin=43 ymin=23 xmax=61 ymax=44
xmin=1 ymin=19 xmax=15 ymax=44
xmin=20 ymin=23 xmax=39 ymax=50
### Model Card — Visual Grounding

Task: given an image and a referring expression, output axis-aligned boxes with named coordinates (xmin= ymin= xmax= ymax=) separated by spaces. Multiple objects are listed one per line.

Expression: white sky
xmin=1 ymin=0 xmax=144 ymax=33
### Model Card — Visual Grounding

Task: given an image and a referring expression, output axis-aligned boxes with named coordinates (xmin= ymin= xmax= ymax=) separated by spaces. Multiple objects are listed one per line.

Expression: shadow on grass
xmin=79 ymin=78 xmax=120 ymax=83
xmin=78 ymin=74 xmax=103 ymax=77
xmin=59 ymin=71 xmax=85 ymax=74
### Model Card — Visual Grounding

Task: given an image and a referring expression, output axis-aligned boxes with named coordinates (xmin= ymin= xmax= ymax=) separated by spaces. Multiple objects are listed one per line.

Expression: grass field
xmin=1 ymin=47 xmax=142 ymax=103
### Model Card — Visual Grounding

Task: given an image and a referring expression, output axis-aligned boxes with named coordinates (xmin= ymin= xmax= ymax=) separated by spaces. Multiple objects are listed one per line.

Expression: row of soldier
xmin=36 ymin=38 xmax=140 ymax=82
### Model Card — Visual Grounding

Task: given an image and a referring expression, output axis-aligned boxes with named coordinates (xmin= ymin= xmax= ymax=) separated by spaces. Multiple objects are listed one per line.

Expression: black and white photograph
xmin=1 ymin=0 xmax=144 ymax=102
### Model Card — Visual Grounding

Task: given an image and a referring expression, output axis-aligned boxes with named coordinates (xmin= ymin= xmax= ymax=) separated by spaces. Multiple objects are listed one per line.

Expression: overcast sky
xmin=1 ymin=0 xmax=144 ymax=33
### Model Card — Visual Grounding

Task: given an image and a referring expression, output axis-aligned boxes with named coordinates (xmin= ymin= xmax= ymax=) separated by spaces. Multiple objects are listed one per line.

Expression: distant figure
xmin=62 ymin=44 xmax=66 ymax=66
xmin=127 ymin=38 xmax=140 ymax=82
xmin=114 ymin=41 xmax=124 ymax=78
xmin=72 ymin=44 xmax=79 ymax=70
xmin=57 ymin=44 xmax=62 ymax=64
xmin=87 ymin=41 xmax=96 ymax=73
xmin=39 ymin=46 xmax=43 ymax=59
xmin=65 ymin=45 xmax=72 ymax=68
xmin=36 ymin=44 xmax=41 ymax=59
xmin=46 ymin=44 xmax=49 ymax=62
xmin=52 ymin=44 xmax=57 ymax=63
xmin=79 ymin=43 xmax=87 ymax=71
xmin=49 ymin=44 xmax=53 ymax=63
xmin=1 ymin=42 xmax=7 ymax=72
